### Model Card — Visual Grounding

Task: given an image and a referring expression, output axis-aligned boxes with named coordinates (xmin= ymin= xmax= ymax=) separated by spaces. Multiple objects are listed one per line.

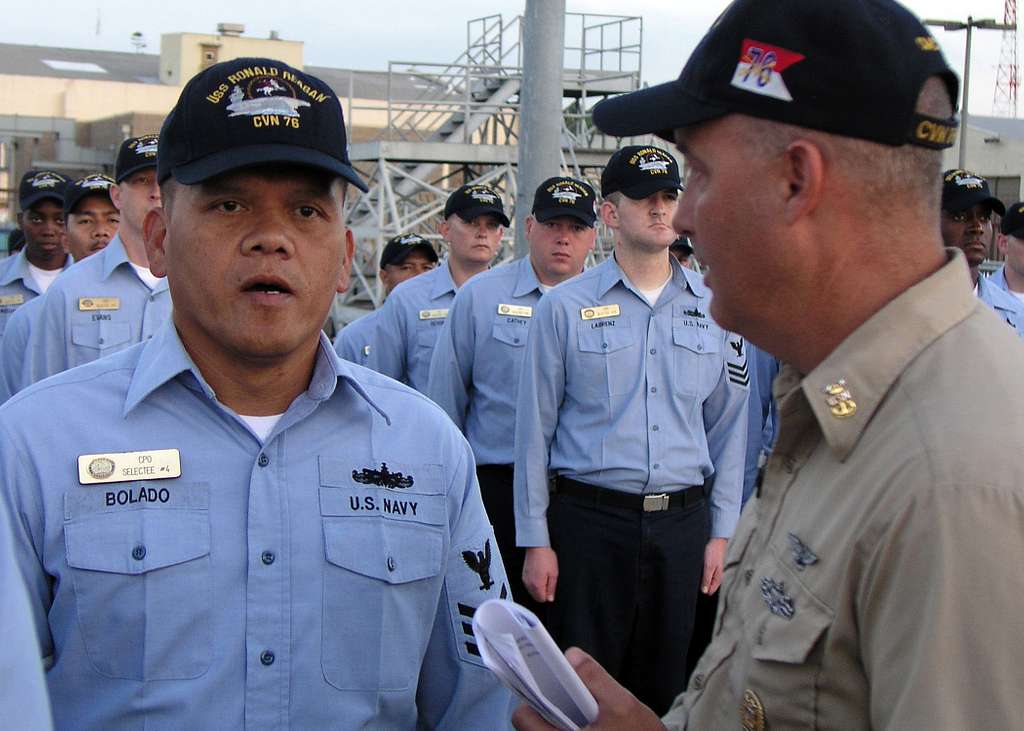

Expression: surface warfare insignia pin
xmin=731 ymin=38 xmax=806 ymax=102
xmin=462 ymin=538 xmax=495 ymax=591
xmin=351 ymin=462 xmax=413 ymax=489
xmin=760 ymin=577 xmax=794 ymax=619
xmin=683 ymin=307 xmax=705 ymax=319
xmin=823 ymin=379 xmax=857 ymax=419
xmin=740 ymin=689 xmax=767 ymax=731
xmin=787 ymin=532 xmax=818 ymax=570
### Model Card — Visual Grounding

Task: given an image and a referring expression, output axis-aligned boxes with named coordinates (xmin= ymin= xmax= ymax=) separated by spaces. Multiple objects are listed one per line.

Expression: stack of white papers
xmin=472 ymin=599 xmax=599 ymax=730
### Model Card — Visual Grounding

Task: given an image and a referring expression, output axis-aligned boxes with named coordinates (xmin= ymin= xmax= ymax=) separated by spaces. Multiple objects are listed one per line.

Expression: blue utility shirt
xmin=427 ymin=256 xmax=546 ymax=466
xmin=334 ymin=308 xmax=380 ymax=366
xmin=513 ymin=256 xmax=749 ymax=547
xmin=0 ymin=496 xmax=52 ymax=731
xmin=0 ymin=250 xmax=70 ymax=337
xmin=372 ymin=259 xmax=458 ymax=392
xmin=0 ymin=295 xmax=45 ymax=401
xmin=977 ymin=273 xmax=1024 ymax=339
xmin=0 ymin=321 xmax=512 ymax=729
xmin=25 ymin=235 xmax=171 ymax=386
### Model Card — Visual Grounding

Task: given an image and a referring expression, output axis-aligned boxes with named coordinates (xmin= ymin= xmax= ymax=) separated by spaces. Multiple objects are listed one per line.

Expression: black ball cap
xmin=592 ymin=0 xmax=960 ymax=151
xmin=63 ymin=173 xmax=115 ymax=217
xmin=600 ymin=146 xmax=682 ymax=199
xmin=115 ymin=134 xmax=159 ymax=183
xmin=941 ymin=169 xmax=1005 ymax=217
xmin=443 ymin=184 xmax=510 ymax=226
xmin=532 ymin=176 xmax=597 ymax=227
xmin=1001 ymin=201 xmax=1024 ymax=237
xmin=19 ymin=170 xmax=68 ymax=211
xmin=379 ymin=233 xmax=439 ymax=269
xmin=157 ymin=57 xmax=367 ymax=191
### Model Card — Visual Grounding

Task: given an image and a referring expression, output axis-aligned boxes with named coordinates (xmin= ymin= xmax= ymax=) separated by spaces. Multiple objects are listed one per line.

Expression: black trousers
xmin=476 ymin=465 xmax=547 ymax=619
xmin=546 ymin=490 xmax=709 ymax=716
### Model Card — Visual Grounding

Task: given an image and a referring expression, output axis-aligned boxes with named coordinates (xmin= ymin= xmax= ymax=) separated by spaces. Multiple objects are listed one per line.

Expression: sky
xmin=0 ymin=0 xmax=1016 ymax=116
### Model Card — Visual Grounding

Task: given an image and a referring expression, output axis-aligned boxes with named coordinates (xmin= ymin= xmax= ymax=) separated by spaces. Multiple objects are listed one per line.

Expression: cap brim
xmin=170 ymin=144 xmax=369 ymax=192
xmin=64 ymin=189 xmax=113 ymax=217
xmin=453 ymin=206 xmax=510 ymax=227
xmin=116 ymin=161 xmax=157 ymax=183
xmin=592 ymin=79 xmax=730 ymax=141
xmin=20 ymin=191 xmax=64 ymax=210
xmin=533 ymin=207 xmax=596 ymax=227
xmin=382 ymin=243 xmax=438 ymax=268
xmin=620 ymin=178 xmax=683 ymax=200
xmin=944 ymin=190 xmax=1005 ymax=217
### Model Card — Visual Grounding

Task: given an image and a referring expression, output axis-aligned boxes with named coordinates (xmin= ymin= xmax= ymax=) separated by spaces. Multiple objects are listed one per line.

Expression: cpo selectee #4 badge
xmin=78 ymin=448 xmax=182 ymax=485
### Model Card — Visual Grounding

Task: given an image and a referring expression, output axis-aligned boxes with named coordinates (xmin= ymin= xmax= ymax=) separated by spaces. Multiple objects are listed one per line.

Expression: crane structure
xmin=993 ymin=0 xmax=1018 ymax=117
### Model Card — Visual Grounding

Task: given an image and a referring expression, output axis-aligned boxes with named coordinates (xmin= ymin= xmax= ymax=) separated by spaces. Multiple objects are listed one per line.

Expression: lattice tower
xmin=993 ymin=0 xmax=1019 ymax=117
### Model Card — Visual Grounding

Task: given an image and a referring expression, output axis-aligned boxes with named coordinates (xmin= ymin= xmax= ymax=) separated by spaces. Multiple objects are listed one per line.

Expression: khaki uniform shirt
xmin=664 ymin=251 xmax=1024 ymax=730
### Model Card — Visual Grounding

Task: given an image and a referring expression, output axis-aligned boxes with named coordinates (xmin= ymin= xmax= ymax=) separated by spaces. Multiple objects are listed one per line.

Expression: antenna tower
xmin=993 ymin=0 xmax=1018 ymax=116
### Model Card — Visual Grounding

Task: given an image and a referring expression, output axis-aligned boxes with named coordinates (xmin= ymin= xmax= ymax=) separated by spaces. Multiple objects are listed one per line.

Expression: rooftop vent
xmin=217 ymin=23 xmax=245 ymax=37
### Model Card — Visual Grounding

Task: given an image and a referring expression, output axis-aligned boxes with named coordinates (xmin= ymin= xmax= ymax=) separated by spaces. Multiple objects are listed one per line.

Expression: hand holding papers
xmin=472 ymin=599 xmax=598 ymax=731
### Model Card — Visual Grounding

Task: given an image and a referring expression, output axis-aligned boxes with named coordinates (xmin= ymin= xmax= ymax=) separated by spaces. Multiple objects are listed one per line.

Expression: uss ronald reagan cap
xmin=379 ymin=233 xmax=439 ymax=269
xmin=591 ymin=0 xmax=960 ymax=151
xmin=158 ymin=57 xmax=368 ymax=191
xmin=1001 ymin=201 xmax=1024 ymax=238
xmin=443 ymin=184 xmax=510 ymax=226
xmin=63 ymin=174 xmax=116 ymax=217
xmin=115 ymin=135 xmax=159 ymax=182
xmin=601 ymin=145 xmax=683 ymax=199
xmin=941 ymin=169 xmax=1005 ymax=216
xmin=532 ymin=176 xmax=598 ymax=227
xmin=19 ymin=170 xmax=68 ymax=210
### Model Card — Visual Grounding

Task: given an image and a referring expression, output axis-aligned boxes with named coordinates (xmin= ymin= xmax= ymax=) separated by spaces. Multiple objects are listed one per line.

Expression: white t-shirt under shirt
xmin=130 ymin=263 xmax=164 ymax=290
xmin=1013 ymin=290 xmax=1024 ymax=305
xmin=239 ymin=414 xmax=284 ymax=442
xmin=28 ymin=264 xmax=62 ymax=294
xmin=638 ymin=273 xmax=672 ymax=307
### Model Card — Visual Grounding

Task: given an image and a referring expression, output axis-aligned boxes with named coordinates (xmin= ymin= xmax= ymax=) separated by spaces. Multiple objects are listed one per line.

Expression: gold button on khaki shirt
xmin=664 ymin=251 xmax=1024 ymax=730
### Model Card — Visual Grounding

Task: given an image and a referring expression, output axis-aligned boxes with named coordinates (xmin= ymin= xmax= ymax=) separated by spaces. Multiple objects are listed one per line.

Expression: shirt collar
xmin=595 ymin=253 xmax=699 ymax=301
xmin=429 ymin=259 xmax=458 ymax=300
xmin=0 ymin=250 xmax=33 ymax=288
xmin=799 ymin=249 xmax=976 ymax=461
xmin=124 ymin=319 xmax=392 ymax=424
xmin=100 ymin=235 xmax=131 ymax=281
xmin=513 ymin=256 xmax=545 ymax=298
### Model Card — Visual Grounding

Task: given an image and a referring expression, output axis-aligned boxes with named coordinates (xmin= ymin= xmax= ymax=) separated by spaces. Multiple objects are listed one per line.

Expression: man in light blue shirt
xmin=0 ymin=58 xmax=511 ymax=729
xmin=0 ymin=174 xmax=120 ymax=401
xmin=513 ymin=146 xmax=748 ymax=715
xmin=372 ymin=183 xmax=508 ymax=391
xmin=334 ymin=232 xmax=438 ymax=365
xmin=993 ymin=201 xmax=1024 ymax=305
xmin=427 ymin=176 xmax=597 ymax=611
xmin=940 ymin=169 xmax=1024 ymax=338
xmin=25 ymin=137 xmax=171 ymax=386
xmin=0 ymin=171 xmax=72 ymax=336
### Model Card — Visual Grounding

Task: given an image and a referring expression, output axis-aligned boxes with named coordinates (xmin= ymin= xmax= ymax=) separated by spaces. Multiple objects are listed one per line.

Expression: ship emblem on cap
xmin=637 ymin=153 xmax=670 ymax=173
xmin=78 ymin=174 xmax=112 ymax=190
xmin=30 ymin=172 xmax=64 ymax=189
xmin=398 ymin=234 xmax=423 ymax=245
xmin=551 ymin=187 xmax=582 ymax=203
xmin=227 ymin=78 xmax=311 ymax=118
xmin=944 ymin=169 xmax=984 ymax=189
xmin=131 ymin=136 xmax=158 ymax=156
xmin=823 ymin=379 xmax=857 ymax=419
xmin=469 ymin=188 xmax=498 ymax=203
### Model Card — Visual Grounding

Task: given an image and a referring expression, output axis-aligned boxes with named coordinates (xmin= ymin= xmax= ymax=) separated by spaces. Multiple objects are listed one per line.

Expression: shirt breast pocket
xmin=672 ymin=325 xmax=721 ymax=398
xmin=72 ymin=321 xmax=132 ymax=353
xmin=491 ymin=320 xmax=528 ymax=348
xmin=63 ymin=502 xmax=212 ymax=680
xmin=575 ymin=320 xmax=636 ymax=397
xmin=745 ymin=553 xmax=834 ymax=728
xmin=321 ymin=515 xmax=444 ymax=691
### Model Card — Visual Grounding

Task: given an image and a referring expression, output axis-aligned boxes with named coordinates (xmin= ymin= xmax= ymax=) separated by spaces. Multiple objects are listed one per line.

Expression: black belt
xmin=554 ymin=476 xmax=705 ymax=513
xmin=477 ymin=464 xmax=514 ymax=478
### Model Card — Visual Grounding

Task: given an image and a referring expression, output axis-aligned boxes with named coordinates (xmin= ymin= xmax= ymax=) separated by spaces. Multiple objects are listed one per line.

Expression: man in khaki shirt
xmin=513 ymin=0 xmax=1024 ymax=729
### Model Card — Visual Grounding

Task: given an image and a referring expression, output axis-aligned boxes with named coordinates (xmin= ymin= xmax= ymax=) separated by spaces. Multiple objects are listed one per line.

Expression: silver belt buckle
xmin=642 ymin=493 xmax=671 ymax=512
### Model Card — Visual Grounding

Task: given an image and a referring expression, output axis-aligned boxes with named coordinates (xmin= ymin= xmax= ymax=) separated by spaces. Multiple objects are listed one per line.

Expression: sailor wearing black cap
xmin=334 ymin=233 xmax=438 ymax=366
xmin=0 ymin=174 xmax=119 ymax=401
xmin=23 ymin=135 xmax=171 ymax=385
xmin=940 ymin=168 xmax=1024 ymax=337
xmin=994 ymin=200 xmax=1024 ymax=301
xmin=513 ymin=147 xmax=749 ymax=716
xmin=372 ymin=183 xmax=508 ymax=391
xmin=0 ymin=56 xmax=510 ymax=730
xmin=514 ymin=0 xmax=1024 ymax=729
xmin=0 ymin=170 xmax=72 ymax=336
xmin=427 ymin=175 xmax=597 ymax=613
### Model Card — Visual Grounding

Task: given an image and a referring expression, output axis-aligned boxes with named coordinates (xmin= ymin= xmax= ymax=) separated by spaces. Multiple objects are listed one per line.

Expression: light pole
xmin=925 ymin=16 xmax=1015 ymax=168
